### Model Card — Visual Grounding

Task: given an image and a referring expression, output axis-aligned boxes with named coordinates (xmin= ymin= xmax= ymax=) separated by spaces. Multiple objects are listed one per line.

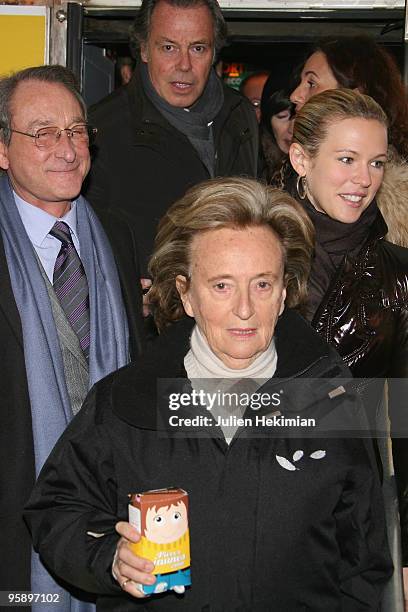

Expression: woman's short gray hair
xmin=149 ymin=177 xmax=315 ymax=330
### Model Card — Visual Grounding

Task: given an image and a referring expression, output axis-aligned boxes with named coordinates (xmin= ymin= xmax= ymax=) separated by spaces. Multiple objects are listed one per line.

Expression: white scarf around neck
xmin=184 ymin=325 xmax=277 ymax=380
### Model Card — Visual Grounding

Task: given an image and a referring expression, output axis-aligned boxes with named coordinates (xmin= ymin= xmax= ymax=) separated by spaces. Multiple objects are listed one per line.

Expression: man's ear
xmin=289 ymin=142 xmax=309 ymax=177
xmin=175 ymin=275 xmax=194 ymax=318
xmin=140 ymin=43 xmax=149 ymax=64
xmin=0 ymin=141 xmax=10 ymax=171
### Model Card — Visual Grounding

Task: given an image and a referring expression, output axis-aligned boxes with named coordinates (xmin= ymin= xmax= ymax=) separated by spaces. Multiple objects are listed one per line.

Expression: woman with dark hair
xmin=287 ymin=35 xmax=408 ymax=248
xmin=259 ymin=71 xmax=296 ymax=184
xmin=290 ymin=35 xmax=408 ymax=160
xmin=287 ymin=88 xmax=408 ymax=611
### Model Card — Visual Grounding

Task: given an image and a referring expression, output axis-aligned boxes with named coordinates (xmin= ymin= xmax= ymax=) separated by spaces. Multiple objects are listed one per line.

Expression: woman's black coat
xmin=25 ymin=310 xmax=391 ymax=611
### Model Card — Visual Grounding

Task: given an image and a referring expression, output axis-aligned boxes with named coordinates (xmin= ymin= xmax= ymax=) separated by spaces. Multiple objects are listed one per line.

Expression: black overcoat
xmin=25 ymin=311 xmax=392 ymax=611
xmin=84 ymin=66 xmax=259 ymax=274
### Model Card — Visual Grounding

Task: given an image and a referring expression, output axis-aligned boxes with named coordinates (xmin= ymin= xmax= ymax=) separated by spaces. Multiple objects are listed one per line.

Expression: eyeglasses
xmin=5 ymin=124 xmax=97 ymax=149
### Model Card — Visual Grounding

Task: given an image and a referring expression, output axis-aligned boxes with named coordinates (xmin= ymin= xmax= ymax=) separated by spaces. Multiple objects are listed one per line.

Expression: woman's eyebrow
xmin=334 ymin=149 xmax=387 ymax=157
xmin=304 ymin=70 xmax=318 ymax=78
xmin=206 ymin=272 xmax=279 ymax=282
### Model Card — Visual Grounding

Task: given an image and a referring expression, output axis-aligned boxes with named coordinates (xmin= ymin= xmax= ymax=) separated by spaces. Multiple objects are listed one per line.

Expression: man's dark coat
xmin=0 ymin=207 xmax=144 ymax=595
xmin=84 ymin=67 xmax=259 ymax=273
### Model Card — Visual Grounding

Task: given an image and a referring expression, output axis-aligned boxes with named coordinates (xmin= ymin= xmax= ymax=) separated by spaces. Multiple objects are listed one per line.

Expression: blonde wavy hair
xmin=148 ymin=177 xmax=314 ymax=330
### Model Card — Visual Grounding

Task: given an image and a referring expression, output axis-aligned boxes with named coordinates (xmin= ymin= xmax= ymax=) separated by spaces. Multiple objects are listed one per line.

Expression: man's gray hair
xmin=129 ymin=0 xmax=227 ymax=59
xmin=0 ymin=65 xmax=86 ymax=146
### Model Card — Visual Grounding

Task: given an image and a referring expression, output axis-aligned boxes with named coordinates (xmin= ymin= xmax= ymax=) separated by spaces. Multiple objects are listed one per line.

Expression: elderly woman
xmin=25 ymin=178 xmax=391 ymax=611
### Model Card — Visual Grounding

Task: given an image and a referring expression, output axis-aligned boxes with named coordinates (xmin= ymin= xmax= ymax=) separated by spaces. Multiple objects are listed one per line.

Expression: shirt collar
xmin=13 ymin=191 xmax=79 ymax=247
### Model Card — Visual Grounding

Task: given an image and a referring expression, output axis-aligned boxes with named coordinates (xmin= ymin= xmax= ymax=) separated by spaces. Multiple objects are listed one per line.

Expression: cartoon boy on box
xmin=128 ymin=488 xmax=191 ymax=595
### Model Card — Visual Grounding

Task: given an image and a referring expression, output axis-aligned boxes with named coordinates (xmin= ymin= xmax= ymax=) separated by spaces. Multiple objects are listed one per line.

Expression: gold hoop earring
xmin=296 ymin=175 xmax=307 ymax=200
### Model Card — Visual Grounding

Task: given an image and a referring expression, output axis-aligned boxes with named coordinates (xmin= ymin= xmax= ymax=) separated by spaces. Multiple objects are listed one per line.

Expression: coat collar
xmin=110 ymin=309 xmax=339 ymax=430
xmin=364 ymin=207 xmax=388 ymax=245
xmin=123 ymin=63 xmax=249 ymax=178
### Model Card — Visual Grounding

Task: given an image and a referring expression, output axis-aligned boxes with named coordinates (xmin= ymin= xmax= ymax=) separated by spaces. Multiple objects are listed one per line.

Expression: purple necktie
xmin=50 ymin=221 xmax=90 ymax=360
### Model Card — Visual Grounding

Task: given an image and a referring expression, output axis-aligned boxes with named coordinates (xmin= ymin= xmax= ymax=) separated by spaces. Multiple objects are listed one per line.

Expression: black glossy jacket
xmin=310 ymin=210 xmax=408 ymax=563
xmin=312 ymin=212 xmax=408 ymax=379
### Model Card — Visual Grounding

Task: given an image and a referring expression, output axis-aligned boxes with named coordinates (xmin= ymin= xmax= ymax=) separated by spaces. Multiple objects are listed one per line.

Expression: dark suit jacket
xmin=0 ymin=207 xmax=144 ymax=594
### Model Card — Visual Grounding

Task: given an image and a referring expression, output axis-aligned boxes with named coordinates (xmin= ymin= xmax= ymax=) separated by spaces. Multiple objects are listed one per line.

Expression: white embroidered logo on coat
xmin=276 ymin=449 xmax=326 ymax=471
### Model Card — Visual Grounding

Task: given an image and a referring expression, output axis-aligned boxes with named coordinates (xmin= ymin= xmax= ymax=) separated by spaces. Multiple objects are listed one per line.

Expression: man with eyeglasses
xmin=0 ymin=65 xmax=144 ymax=611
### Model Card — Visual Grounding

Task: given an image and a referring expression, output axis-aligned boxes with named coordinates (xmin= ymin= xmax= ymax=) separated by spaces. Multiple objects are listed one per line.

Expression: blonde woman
xmin=287 ymin=88 xmax=408 ymax=611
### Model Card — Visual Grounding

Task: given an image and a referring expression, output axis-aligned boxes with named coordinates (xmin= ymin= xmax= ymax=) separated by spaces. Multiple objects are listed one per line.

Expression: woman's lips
xmin=339 ymin=193 xmax=366 ymax=207
xmin=228 ymin=328 xmax=257 ymax=338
